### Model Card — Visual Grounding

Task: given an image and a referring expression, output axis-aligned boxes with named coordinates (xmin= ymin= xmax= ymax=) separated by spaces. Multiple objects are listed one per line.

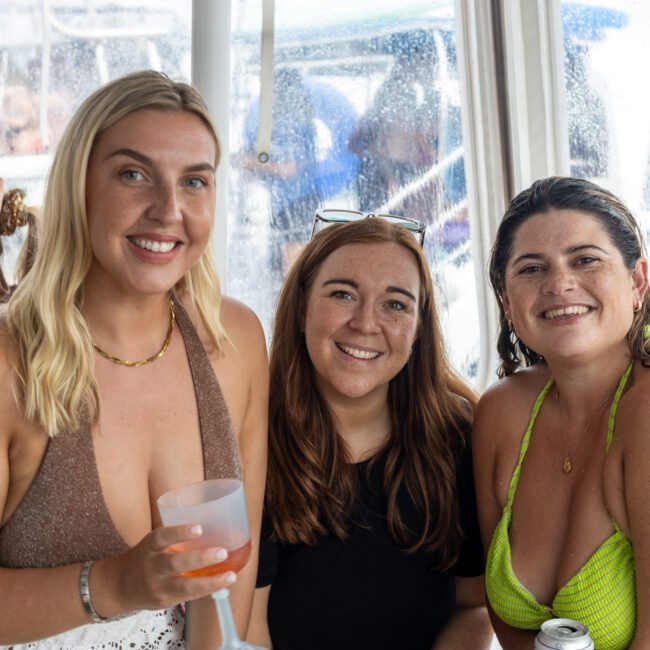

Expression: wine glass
xmin=157 ymin=478 xmax=267 ymax=650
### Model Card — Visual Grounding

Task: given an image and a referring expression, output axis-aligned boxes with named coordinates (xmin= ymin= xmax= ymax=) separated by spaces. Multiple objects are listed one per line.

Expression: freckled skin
xmin=84 ymin=109 xmax=217 ymax=301
xmin=304 ymin=241 xmax=420 ymax=406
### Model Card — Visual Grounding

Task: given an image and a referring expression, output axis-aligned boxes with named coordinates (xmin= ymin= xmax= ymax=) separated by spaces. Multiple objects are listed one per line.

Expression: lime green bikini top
xmin=485 ymin=363 xmax=636 ymax=650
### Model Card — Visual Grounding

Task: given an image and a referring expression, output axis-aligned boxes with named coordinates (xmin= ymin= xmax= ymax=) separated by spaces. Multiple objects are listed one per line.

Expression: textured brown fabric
xmin=0 ymin=406 xmax=130 ymax=568
xmin=173 ymin=295 xmax=242 ymax=483
xmin=0 ymin=295 xmax=241 ymax=568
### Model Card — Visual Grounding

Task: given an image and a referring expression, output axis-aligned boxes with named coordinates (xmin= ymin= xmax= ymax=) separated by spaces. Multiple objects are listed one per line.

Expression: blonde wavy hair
xmin=4 ymin=70 xmax=226 ymax=437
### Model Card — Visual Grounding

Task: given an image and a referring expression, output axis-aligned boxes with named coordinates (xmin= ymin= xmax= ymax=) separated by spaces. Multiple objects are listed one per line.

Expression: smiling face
xmin=303 ymin=241 xmax=421 ymax=406
xmin=502 ymin=208 xmax=648 ymax=363
xmin=84 ymin=108 xmax=217 ymax=298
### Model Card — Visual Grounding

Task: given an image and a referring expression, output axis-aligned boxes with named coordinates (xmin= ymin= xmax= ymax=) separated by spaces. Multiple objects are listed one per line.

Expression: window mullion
xmin=192 ymin=0 xmax=232 ymax=292
xmin=501 ymin=0 xmax=570 ymax=191
xmin=455 ymin=0 xmax=508 ymax=387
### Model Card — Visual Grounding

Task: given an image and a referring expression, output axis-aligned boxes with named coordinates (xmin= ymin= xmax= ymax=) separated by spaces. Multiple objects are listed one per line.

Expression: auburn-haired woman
xmin=474 ymin=176 xmax=650 ymax=649
xmin=0 ymin=71 xmax=267 ymax=648
xmin=246 ymin=216 xmax=491 ymax=650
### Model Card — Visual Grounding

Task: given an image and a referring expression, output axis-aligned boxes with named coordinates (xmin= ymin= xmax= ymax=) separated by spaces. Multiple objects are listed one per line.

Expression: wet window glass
xmin=561 ymin=0 xmax=650 ymax=239
xmin=229 ymin=0 xmax=480 ymax=381
xmin=0 ymin=0 xmax=191 ymax=283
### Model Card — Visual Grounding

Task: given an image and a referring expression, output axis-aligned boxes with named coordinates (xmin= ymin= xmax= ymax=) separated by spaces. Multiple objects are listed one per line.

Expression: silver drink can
xmin=535 ymin=619 xmax=595 ymax=650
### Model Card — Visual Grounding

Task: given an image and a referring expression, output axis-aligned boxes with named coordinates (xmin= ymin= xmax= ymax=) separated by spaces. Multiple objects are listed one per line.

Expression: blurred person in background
xmin=239 ymin=68 xmax=321 ymax=276
xmin=0 ymin=84 xmax=42 ymax=155
xmin=239 ymin=68 xmax=357 ymax=278
xmin=348 ymin=30 xmax=440 ymax=223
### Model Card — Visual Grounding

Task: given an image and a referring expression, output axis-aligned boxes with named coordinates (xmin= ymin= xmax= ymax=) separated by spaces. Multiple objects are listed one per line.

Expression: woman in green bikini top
xmin=474 ymin=177 xmax=650 ymax=650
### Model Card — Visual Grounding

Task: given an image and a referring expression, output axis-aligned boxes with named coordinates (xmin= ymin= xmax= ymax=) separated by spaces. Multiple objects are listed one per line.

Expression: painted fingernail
xmin=224 ymin=572 xmax=237 ymax=585
xmin=214 ymin=549 xmax=228 ymax=561
xmin=189 ymin=525 xmax=202 ymax=536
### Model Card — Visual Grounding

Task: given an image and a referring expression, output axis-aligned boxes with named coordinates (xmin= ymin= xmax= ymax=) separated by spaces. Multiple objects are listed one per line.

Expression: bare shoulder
xmin=0 ymin=324 xmax=21 ymax=518
xmin=219 ymin=297 xmax=268 ymax=384
xmin=0 ymin=325 xmax=20 ymax=429
xmin=0 ymin=323 xmax=38 ymax=453
xmin=175 ymin=293 xmax=268 ymax=445
xmin=474 ymin=364 xmax=551 ymax=516
xmin=618 ymin=363 xmax=650 ymax=625
xmin=475 ymin=364 xmax=550 ymax=442
xmin=175 ymin=291 xmax=267 ymax=364
xmin=626 ymin=361 xmax=650 ymax=411
xmin=219 ymin=296 xmax=267 ymax=353
xmin=618 ymin=362 xmax=650 ymax=451
xmin=214 ymin=296 xmax=268 ymax=390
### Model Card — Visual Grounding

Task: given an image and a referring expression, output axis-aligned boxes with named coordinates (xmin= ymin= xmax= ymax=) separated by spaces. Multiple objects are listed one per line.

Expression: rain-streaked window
xmin=229 ymin=0 xmax=480 ymax=381
xmin=561 ymin=0 xmax=650 ymax=238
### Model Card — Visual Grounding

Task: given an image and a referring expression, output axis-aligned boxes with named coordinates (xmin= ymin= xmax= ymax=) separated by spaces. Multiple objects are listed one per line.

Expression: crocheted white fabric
xmin=2 ymin=606 xmax=185 ymax=649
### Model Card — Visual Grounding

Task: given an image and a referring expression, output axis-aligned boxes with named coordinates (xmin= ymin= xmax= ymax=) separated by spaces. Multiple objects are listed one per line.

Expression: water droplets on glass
xmin=229 ymin=0 xmax=479 ymax=381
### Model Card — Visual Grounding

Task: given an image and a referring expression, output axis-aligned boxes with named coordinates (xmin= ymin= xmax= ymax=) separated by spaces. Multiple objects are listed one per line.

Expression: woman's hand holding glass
xmin=90 ymin=520 xmax=237 ymax=619
xmin=158 ymin=478 xmax=266 ymax=650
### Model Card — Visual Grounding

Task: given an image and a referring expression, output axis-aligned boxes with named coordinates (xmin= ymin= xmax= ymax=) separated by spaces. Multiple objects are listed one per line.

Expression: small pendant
xmin=563 ymin=457 xmax=572 ymax=474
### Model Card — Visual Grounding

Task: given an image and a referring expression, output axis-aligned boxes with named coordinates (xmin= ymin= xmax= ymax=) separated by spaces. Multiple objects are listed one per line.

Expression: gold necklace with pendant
xmin=554 ymin=390 xmax=610 ymax=474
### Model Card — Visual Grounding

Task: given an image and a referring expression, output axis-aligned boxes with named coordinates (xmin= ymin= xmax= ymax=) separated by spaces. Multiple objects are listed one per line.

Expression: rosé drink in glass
xmin=158 ymin=478 xmax=266 ymax=650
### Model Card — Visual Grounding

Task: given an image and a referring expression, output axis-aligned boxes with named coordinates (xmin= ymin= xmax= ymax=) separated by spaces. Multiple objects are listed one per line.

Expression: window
xmin=228 ymin=0 xmax=480 ymax=380
xmin=0 ymin=0 xmax=191 ymax=282
xmin=561 ymin=0 xmax=650 ymax=237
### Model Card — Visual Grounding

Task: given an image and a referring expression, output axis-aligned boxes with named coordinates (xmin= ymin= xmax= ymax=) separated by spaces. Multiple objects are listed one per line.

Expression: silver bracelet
xmin=79 ymin=560 xmax=109 ymax=623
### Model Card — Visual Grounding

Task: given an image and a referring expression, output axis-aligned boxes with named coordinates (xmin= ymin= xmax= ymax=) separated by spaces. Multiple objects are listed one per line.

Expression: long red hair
xmin=267 ymin=219 xmax=476 ymax=568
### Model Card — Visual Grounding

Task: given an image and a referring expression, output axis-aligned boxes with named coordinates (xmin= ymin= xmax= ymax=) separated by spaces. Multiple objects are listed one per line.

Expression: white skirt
xmin=2 ymin=606 xmax=185 ymax=649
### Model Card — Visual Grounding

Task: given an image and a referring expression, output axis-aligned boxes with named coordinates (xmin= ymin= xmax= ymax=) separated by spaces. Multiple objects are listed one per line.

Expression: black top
xmin=256 ymin=437 xmax=484 ymax=650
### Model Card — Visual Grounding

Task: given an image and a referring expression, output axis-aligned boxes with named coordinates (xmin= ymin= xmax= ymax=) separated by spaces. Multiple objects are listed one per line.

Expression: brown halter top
xmin=0 ymin=295 xmax=242 ymax=568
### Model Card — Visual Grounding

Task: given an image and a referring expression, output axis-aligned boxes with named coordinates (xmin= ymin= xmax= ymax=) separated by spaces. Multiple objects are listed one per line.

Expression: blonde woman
xmin=0 ymin=71 xmax=268 ymax=648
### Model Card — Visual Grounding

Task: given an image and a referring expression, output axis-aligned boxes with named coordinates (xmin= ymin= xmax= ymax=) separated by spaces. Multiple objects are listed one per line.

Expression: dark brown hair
xmin=266 ymin=218 xmax=477 ymax=568
xmin=489 ymin=176 xmax=650 ymax=376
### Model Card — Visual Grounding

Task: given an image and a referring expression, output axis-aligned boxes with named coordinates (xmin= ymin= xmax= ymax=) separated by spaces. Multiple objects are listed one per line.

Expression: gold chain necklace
xmin=554 ymin=389 xmax=611 ymax=474
xmin=92 ymin=298 xmax=175 ymax=367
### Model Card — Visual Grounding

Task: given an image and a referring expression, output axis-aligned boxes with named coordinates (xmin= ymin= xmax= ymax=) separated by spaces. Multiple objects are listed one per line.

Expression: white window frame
xmin=500 ymin=0 xmax=570 ymax=191
xmin=191 ymin=0 xmax=232 ymax=291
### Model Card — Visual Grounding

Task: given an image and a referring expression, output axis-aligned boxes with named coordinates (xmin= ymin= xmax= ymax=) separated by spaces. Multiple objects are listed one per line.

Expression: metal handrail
xmin=35 ymin=0 xmax=171 ymax=151
xmin=45 ymin=3 xmax=167 ymax=40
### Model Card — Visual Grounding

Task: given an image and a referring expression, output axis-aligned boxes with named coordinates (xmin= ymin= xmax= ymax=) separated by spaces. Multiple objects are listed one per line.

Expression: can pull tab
xmin=535 ymin=618 xmax=594 ymax=650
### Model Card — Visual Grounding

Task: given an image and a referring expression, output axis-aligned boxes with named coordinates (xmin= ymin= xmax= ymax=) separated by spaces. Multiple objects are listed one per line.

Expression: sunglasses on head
xmin=311 ymin=209 xmax=426 ymax=245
